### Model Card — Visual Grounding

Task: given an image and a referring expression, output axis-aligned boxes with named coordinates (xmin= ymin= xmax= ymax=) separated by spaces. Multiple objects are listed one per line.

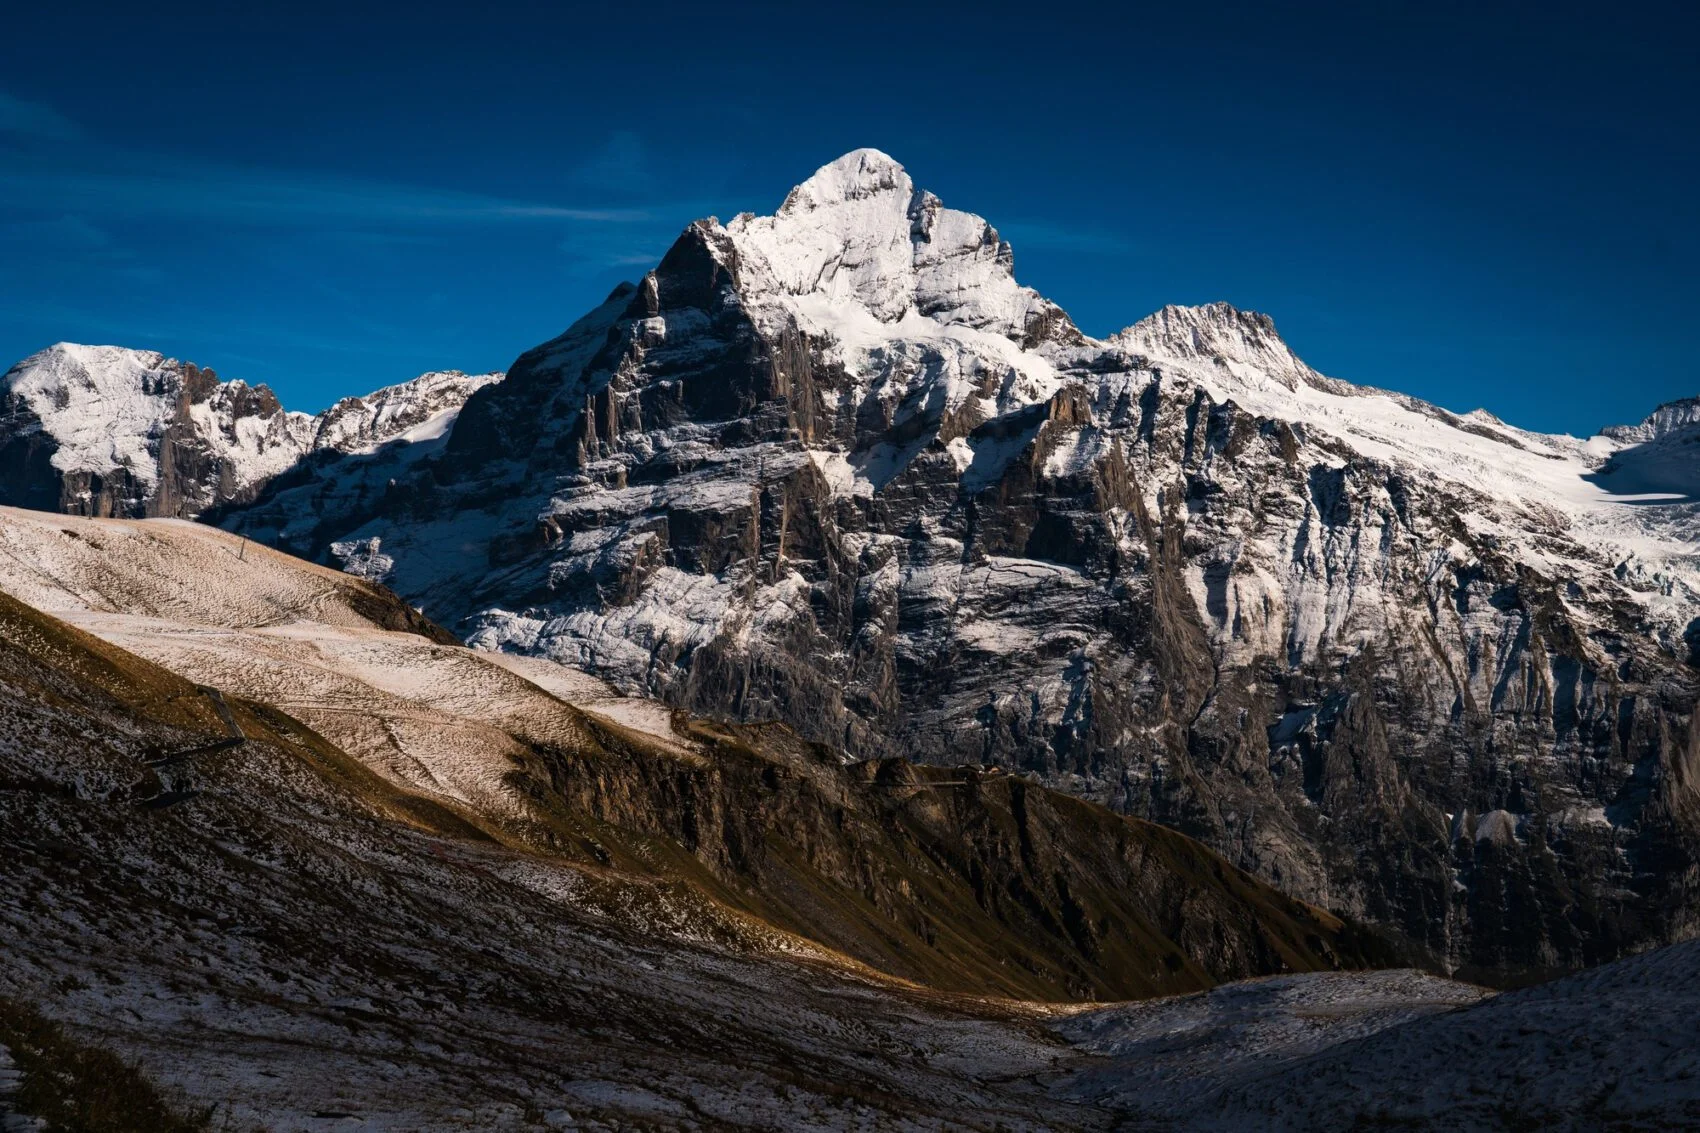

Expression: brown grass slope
xmin=511 ymin=713 xmax=1398 ymax=1001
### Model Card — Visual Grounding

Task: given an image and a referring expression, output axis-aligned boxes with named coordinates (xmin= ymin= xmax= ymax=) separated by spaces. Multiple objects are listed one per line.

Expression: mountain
xmin=0 ymin=342 xmax=498 ymax=519
xmin=12 ymin=149 xmax=1700 ymax=987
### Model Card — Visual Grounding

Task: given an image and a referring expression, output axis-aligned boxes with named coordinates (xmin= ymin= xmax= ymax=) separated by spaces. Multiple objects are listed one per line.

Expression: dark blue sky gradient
xmin=0 ymin=1 xmax=1694 ymax=432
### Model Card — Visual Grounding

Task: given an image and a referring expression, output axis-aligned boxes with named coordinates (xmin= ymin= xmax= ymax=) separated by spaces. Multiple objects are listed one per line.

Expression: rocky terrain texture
xmin=0 ymin=342 xmax=497 ymax=518
xmin=197 ymin=150 xmax=1700 ymax=986
xmin=0 ymin=505 xmax=1385 ymax=1008
xmin=3 ymin=503 xmax=1696 ymax=1130
xmin=0 ymin=561 xmax=1098 ymax=1130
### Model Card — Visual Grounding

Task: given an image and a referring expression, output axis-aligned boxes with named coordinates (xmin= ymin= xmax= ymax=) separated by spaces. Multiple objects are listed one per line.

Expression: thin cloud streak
xmin=0 ymin=163 xmax=656 ymax=227
xmin=0 ymin=91 xmax=83 ymax=141
xmin=0 ymin=88 xmax=669 ymax=229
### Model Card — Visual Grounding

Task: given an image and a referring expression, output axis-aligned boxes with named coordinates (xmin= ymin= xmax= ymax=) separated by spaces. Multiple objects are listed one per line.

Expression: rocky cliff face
xmin=166 ymin=150 xmax=1700 ymax=981
xmin=0 ymin=343 xmax=498 ymax=518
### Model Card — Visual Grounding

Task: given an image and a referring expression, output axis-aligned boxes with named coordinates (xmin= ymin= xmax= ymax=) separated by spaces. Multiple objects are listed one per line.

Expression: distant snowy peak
xmin=1112 ymin=302 xmax=1321 ymax=392
xmin=0 ymin=343 xmax=500 ymax=518
xmin=4 ymin=342 xmax=307 ymax=454
xmin=1601 ymin=396 xmax=1700 ymax=444
xmin=0 ymin=343 xmax=313 ymax=510
xmin=312 ymin=369 xmax=502 ymax=453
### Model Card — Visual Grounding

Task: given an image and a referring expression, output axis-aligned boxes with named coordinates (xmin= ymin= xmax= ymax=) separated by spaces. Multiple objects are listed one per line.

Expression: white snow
xmin=0 ymin=343 xmax=501 ymax=515
xmin=707 ymin=157 xmax=1700 ymax=633
xmin=0 ymin=343 xmax=311 ymax=495
xmin=311 ymin=369 xmax=502 ymax=453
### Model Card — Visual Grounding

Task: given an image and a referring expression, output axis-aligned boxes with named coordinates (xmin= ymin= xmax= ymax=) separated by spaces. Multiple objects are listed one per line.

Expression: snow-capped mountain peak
xmin=777 ymin=146 xmax=910 ymax=212
xmin=725 ymin=149 xmax=1072 ymax=345
xmin=0 ymin=342 xmax=500 ymax=518
xmin=1601 ymin=395 xmax=1700 ymax=443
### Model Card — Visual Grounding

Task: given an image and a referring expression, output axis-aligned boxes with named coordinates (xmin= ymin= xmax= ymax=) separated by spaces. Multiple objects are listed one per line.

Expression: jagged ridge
xmin=0 ymin=342 xmax=498 ymax=518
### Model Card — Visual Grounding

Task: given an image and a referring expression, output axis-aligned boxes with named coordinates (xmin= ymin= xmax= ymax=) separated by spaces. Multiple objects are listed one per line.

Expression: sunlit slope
xmin=0 ymin=506 xmax=451 ymax=639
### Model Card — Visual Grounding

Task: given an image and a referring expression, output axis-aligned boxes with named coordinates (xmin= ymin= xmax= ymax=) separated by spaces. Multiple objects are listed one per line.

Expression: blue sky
xmin=0 ymin=1 xmax=1694 ymax=433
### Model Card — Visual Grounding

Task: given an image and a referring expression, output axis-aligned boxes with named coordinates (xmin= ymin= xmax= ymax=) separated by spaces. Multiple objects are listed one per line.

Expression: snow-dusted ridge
xmin=0 ymin=341 xmax=500 ymax=518
xmin=687 ymin=150 xmax=1697 ymax=555
xmin=663 ymin=149 xmax=1700 ymax=648
xmin=310 ymin=367 xmax=502 ymax=453
xmin=730 ymin=151 xmax=1693 ymax=501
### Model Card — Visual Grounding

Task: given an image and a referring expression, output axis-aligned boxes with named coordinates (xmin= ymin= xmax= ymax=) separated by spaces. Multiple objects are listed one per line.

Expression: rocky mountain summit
xmin=0 ymin=342 xmax=497 ymax=518
xmin=12 ymin=149 xmax=1700 ymax=985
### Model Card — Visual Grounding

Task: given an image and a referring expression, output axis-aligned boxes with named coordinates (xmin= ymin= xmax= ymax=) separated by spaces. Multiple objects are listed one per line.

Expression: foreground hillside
xmin=1 ymin=506 xmax=1697 ymax=1127
xmin=0 ymin=577 xmax=1091 ymax=1127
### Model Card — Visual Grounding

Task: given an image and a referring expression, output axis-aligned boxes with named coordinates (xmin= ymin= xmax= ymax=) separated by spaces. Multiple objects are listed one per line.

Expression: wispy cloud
xmin=0 ymin=88 xmax=664 ymax=232
xmin=560 ymin=239 xmax=667 ymax=270
xmin=0 ymin=161 xmax=654 ymax=227
xmin=0 ymin=92 xmax=83 ymax=142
